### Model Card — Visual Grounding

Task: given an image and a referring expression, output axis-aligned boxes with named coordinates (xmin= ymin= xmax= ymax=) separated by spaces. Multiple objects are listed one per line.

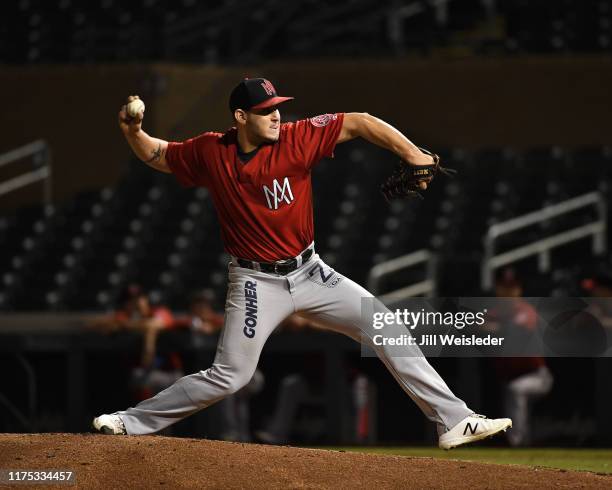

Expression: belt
xmin=235 ymin=246 xmax=314 ymax=276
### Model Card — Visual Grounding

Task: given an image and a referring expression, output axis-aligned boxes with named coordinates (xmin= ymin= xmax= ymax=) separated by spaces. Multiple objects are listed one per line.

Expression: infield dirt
xmin=1 ymin=434 xmax=611 ymax=489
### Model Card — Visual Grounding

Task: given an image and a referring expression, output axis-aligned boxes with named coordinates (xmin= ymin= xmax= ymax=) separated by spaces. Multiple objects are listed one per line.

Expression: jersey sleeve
xmin=166 ymin=132 xmax=217 ymax=187
xmin=289 ymin=113 xmax=345 ymax=170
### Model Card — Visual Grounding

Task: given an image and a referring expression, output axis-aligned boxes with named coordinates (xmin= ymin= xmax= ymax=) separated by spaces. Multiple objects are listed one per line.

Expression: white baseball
xmin=127 ymin=99 xmax=145 ymax=118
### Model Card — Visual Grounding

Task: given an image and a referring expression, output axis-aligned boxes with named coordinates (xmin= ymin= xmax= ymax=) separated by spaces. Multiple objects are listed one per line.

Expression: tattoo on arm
xmin=145 ymin=144 xmax=163 ymax=163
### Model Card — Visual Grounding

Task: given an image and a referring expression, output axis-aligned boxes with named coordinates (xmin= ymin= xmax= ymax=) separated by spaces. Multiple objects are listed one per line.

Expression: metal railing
xmin=0 ymin=140 xmax=52 ymax=205
xmin=367 ymin=249 xmax=437 ymax=304
xmin=481 ymin=192 xmax=607 ymax=290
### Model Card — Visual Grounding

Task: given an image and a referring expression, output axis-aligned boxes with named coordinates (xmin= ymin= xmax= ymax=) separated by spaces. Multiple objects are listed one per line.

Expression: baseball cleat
xmin=92 ymin=413 xmax=127 ymax=435
xmin=438 ymin=414 xmax=512 ymax=450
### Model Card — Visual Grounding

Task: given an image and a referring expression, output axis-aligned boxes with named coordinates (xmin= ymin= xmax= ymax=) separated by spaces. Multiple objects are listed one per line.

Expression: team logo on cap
xmin=310 ymin=114 xmax=337 ymax=128
xmin=261 ymin=80 xmax=275 ymax=96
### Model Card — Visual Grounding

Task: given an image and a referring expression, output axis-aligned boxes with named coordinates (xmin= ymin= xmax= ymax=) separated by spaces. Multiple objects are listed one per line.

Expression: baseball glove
xmin=380 ymin=147 xmax=457 ymax=201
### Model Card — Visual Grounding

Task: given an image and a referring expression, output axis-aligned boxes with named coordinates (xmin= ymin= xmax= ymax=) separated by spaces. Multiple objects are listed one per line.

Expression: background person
xmin=90 ymin=284 xmax=184 ymax=401
xmin=490 ymin=269 xmax=554 ymax=447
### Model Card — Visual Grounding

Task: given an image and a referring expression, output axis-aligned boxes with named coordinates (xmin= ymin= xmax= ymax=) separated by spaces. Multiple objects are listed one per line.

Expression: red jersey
xmin=166 ymin=113 xmax=345 ymax=262
xmin=492 ymin=300 xmax=545 ymax=380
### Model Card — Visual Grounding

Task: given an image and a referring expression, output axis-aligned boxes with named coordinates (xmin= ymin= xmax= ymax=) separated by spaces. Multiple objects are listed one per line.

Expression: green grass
xmin=320 ymin=447 xmax=612 ymax=474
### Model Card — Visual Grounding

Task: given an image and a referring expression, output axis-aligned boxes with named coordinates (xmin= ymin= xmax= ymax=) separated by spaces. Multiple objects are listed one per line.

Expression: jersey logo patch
xmin=263 ymin=177 xmax=294 ymax=210
xmin=310 ymin=114 xmax=337 ymax=128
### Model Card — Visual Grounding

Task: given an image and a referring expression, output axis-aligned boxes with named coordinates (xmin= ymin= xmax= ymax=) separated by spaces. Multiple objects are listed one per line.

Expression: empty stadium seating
xmin=1 ymin=0 xmax=610 ymax=64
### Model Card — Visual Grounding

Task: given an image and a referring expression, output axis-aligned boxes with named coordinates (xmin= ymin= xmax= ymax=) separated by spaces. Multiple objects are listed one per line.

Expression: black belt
xmin=237 ymin=247 xmax=314 ymax=275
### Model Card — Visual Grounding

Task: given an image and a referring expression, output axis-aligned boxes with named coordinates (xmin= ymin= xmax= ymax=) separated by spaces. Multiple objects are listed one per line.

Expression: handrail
xmin=486 ymin=193 xmax=603 ymax=239
xmin=368 ymin=249 xmax=437 ymax=304
xmin=481 ymin=192 xmax=607 ymax=290
xmin=0 ymin=139 xmax=52 ymax=205
xmin=0 ymin=140 xmax=47 ymax=168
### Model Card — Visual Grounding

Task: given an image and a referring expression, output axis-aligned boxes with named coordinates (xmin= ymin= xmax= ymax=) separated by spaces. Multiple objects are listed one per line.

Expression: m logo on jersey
xmin=263 ymin=177 xmax=294 ymax=210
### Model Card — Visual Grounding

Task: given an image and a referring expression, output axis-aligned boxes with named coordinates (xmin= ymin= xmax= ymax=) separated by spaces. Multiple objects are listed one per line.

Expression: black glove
xmin=380 ymin=147 xmax=457 ymax=201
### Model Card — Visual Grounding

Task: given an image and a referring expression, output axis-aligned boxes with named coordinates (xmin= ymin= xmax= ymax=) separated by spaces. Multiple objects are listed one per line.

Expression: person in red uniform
xmin=91 ymin=284 xmax=184 ymax=401
xmin=491 ymin=269 xmax=553 ymax=446
xmin=94 ymin=78 xmax=511 ymax=449
xmin=175 ymin=289 xmax=225 ymax=334
xmin=582 ymin=273 xmax=612 ymax=327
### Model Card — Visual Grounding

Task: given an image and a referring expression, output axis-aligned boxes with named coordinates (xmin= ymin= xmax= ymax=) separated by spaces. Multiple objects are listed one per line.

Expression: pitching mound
xmin=1 ymin=434 xmax=610 ymax=489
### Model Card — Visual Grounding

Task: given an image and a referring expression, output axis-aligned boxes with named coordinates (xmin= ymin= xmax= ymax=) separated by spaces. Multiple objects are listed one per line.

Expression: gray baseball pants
xmin=118 ymin=252 xmax=472 ymax=435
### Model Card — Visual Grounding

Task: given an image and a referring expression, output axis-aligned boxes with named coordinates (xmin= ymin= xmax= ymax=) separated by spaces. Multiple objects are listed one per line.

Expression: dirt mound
xmin=0 ymin=434 xmax=610 ymax=489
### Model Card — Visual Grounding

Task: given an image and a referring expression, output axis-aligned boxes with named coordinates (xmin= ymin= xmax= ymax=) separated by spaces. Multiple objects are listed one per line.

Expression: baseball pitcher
xmin=94 ymin=78 xmax=512 ymax=449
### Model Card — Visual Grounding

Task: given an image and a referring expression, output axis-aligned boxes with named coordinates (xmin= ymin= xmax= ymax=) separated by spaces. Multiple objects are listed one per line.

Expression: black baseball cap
xmin=229 ymin=78 xmax=294 ymax=113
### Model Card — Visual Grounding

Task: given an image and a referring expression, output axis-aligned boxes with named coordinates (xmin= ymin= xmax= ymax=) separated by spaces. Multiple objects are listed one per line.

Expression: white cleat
xmin=438 ymin=414 xmax=512 ymax=450
xmin=92 ymin=414 xmax=127 ymax=435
